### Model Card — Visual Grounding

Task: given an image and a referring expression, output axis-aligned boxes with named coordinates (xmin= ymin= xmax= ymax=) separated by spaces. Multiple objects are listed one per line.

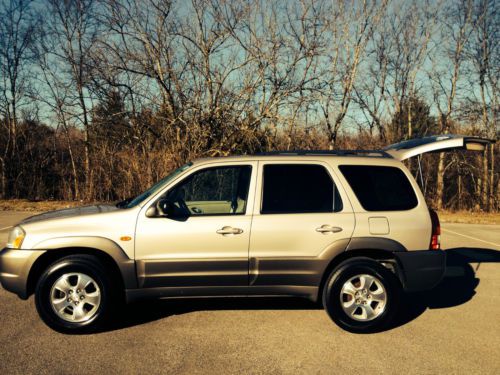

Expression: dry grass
xmin=0 ymin=200 xmax=498 ymax=225
xmin=437 ymin=210 xmax=500 ymax=225
xmin=0 ymin=199 xmax=99 ymax=212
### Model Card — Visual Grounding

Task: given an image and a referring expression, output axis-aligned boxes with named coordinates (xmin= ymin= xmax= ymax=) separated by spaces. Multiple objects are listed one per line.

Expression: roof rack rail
xmin=256 ymin=150 xmax=393 ymax=158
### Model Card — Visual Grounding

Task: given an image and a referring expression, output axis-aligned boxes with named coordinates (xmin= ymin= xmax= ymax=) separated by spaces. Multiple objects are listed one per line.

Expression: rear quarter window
xmin=338 ymin=165 xmax=418 ymax=211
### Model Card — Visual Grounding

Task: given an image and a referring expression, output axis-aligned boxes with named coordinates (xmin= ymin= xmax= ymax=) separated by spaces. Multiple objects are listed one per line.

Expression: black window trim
xmin=155 ymin=164 xmax=254 ymax=217
xmin=259 ymin=162 xmax=344 ymax=215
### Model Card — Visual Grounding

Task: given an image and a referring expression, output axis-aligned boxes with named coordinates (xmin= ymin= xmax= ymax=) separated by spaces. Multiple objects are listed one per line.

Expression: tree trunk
xmin=482 ymin=149 xmax=488 ymax=210
xmin=78 ymin=86 xmax=91 ymax=200
xmin=83 ymin=127 xmax=91 ymax=200
xmin=407 ymin=99 xmax=412 ymax=139
xmin=0 ymin=157 xmax=5 ymax=199
xmin=435 ymin=152 xmax=445 ymax=210
xmin=497 ymin=174 xmax=500 ymax=211
xmin=458 ymin=174 xmax=462 ymax=211
xmin=65 ymin=129 xmax=79 ymax=200
xmin=489 ymin=144 xmax=495 ymax=210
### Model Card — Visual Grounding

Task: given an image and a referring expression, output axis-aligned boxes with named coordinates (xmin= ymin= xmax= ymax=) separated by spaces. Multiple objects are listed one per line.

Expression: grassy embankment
xmin=1 ymin=199 xmax=499 ymax=225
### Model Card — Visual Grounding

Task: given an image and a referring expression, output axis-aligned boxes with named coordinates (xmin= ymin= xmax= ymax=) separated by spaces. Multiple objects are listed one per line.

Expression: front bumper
xmin=394 ymin=250 xmax=446 ymax=292
xmin=0 ymin=248 xmax=46 ymax=299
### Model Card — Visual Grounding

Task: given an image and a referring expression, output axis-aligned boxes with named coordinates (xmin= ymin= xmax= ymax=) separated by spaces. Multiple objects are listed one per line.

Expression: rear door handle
xmin=316 ymin=225 xmax=343 ymax=234
xmin=216 ymin=226 xmax=244 ymax=235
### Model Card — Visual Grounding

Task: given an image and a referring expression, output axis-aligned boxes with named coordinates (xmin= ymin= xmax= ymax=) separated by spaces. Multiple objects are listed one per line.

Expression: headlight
xmin=6 ymin=226 xmax=25 ymax=249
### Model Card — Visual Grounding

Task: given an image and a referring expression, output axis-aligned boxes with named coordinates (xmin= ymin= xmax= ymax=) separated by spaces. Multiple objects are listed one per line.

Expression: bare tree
xmin=429 ymin=0 xmax=474 ymax=210
xmin=465 ymin=0 xmax=499 ymax=210
xmin=216 ymin=0 xmax=326 ymax=149
xmin=317 ymin=0 xmax=388 ymax=147
xmin=0 ymin=0 xmax=37 ymax=197
xmin=354 ymin=0 xmax=439 ymax=142
xmin=34 ymin=30 xmax=81 ymax=200
xmin=44 ymin=0 xmax=101 ymax=199
xmin=0 ymin=0 xmax=497 ymax=210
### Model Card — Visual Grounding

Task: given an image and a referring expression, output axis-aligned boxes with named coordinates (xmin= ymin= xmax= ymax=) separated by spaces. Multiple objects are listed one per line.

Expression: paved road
xmin=1 ymin=212 xmax=499 ymax=374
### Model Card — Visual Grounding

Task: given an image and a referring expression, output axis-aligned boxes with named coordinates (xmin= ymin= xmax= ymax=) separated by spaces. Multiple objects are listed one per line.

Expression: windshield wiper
xmin=116 ymin=197 xmax=133 ymax=208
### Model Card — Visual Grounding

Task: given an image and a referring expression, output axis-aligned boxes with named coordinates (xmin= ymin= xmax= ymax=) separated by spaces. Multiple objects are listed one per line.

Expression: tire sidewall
xmin=323 ymin=259 xmax=400 ymax=333
xmin=35 ymin=257 xmax=110 ymax=333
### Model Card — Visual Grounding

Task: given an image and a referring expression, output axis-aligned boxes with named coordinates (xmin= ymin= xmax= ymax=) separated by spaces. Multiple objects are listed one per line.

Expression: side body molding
xmin=346 ymin=237 xmax=407 ymax=253
xmin=32 ymin=237 xmax=137 ymax=289
xmin=249 ymin=238 xmax=351 ymax=287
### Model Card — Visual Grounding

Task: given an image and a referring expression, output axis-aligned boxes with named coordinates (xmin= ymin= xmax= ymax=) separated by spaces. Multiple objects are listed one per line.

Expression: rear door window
xmin=261 ymin=164 xmax=343 ymax=214
xmin=338 ymin=165 xmax=418 ymax=211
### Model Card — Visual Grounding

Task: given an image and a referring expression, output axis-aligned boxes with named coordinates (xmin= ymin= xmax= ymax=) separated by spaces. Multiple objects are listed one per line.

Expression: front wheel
xmin=322 ymin=258 xmax=401 ymax=333
xmin=35 ymin=255 xmax=116 ymax=333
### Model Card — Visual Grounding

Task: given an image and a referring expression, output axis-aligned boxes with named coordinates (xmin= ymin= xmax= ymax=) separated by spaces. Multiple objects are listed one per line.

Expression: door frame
xmin=134 ymin=160 xmax=259 ymax=288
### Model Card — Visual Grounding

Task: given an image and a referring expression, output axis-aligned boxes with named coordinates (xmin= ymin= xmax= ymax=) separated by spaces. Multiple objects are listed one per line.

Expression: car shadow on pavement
xmin=99 ymin=247 xmax=500 ymax=334
xmin=101 ymin=296 xmax=320 ymax=333
xmin=388 ymin=247 xmax=500 ymax=331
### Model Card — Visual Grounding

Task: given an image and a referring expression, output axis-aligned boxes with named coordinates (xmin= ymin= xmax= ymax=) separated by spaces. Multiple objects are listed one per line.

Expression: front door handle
xmin=316 ymin=225 xmax=343 ymax=234
xmin=216 ymin=226 xmax=244 ymax=235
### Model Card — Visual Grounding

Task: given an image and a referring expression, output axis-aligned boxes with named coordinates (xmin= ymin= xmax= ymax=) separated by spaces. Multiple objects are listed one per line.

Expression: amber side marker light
xmin=13 ymin=234 xmax=25 ymax=248
xmin=120 ymin=236 xmax=132 ymax=241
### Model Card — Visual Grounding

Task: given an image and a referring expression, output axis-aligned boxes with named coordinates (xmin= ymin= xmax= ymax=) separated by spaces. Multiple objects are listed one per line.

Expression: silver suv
xmin=0 ymin=135 xmax=492 ymax=333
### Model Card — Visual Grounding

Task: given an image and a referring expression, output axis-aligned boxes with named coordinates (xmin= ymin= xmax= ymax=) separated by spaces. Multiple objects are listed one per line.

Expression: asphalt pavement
xmin=0 ymin=211 xmax=499 ymax=374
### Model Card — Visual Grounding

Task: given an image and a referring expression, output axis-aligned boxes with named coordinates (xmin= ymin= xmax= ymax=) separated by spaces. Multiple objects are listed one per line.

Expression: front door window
xmin=166 ymin=166 xmax=252 ymax=216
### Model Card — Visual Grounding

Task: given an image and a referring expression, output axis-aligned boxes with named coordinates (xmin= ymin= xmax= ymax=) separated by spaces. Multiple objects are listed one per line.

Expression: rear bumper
xmin=394 ymin=250 xmax=446 ymax=292
xmin=0 ymin=248 xmax=46 ymax=299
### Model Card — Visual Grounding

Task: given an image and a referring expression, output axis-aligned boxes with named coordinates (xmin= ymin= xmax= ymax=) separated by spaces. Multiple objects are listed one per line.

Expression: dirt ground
xmin=436 ymin=210 xmax=500 ymax=225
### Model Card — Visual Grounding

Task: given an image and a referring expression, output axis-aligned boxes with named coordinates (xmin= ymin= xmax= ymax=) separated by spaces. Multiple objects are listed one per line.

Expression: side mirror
xmin=145 ymin=198 xmax=176 ymax=218
xmin=158 ymin=198 xmax=176 ymax=217
xmin=145 ymin=205 xmax=157 ymax=218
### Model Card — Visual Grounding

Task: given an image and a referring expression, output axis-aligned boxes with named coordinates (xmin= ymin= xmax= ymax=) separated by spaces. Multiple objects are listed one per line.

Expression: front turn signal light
xmin=7 ymin=226 xmax=26 ymax=249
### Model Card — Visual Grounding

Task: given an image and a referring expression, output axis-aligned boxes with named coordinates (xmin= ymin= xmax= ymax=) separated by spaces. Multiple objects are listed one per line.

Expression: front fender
xmin=32 ymin=236 xmax=137 ymax=289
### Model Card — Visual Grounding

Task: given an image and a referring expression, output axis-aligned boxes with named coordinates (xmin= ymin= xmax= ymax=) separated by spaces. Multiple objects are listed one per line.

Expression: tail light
xmin=429 ymin=209 xmax=441 ymax=250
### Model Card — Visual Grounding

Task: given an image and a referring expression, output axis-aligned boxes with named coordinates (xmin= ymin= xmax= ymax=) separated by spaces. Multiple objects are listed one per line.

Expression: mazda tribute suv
xmin=0 ymin=135 xmax=493 ymax=333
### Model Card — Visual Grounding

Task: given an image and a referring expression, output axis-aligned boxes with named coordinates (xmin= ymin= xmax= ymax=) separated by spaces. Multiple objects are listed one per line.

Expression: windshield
xmin=121 ymin=162 xmax=193 ymax=208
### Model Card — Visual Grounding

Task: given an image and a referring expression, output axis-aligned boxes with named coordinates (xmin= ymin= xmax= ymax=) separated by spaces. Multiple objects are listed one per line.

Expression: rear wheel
xmin=323 ymin=257 xmax=401 ymax=333
xmin=35 ymin=255 xmax=116 ymax=333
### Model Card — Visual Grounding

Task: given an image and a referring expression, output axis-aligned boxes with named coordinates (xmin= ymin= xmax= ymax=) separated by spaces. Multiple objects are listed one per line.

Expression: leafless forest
xmin=0 ymin=0 xmax=498 ymax=210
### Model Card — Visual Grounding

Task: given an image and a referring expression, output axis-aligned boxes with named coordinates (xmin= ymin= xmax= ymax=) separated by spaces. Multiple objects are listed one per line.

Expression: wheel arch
xmin=317 ymin=247 xmax=402 ymax=303
xmin=27 ymin=238 xmax=137 ymax=297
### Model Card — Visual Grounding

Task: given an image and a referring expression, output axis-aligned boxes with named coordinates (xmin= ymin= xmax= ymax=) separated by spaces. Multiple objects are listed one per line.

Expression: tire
xmin=35 ymin=255 xmax=117 ymax=333
xmin=322 ymin=257 xmax=401 ymax=333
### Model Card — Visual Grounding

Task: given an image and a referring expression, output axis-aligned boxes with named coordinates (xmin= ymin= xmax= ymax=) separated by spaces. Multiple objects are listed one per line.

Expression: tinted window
xmin=166 ymin=166 xmax=251 ymax=216
xmin=339 ymin=165 xmax=418 ymax=211
xmin=261 ymin=164 xmax=342 ymax=214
